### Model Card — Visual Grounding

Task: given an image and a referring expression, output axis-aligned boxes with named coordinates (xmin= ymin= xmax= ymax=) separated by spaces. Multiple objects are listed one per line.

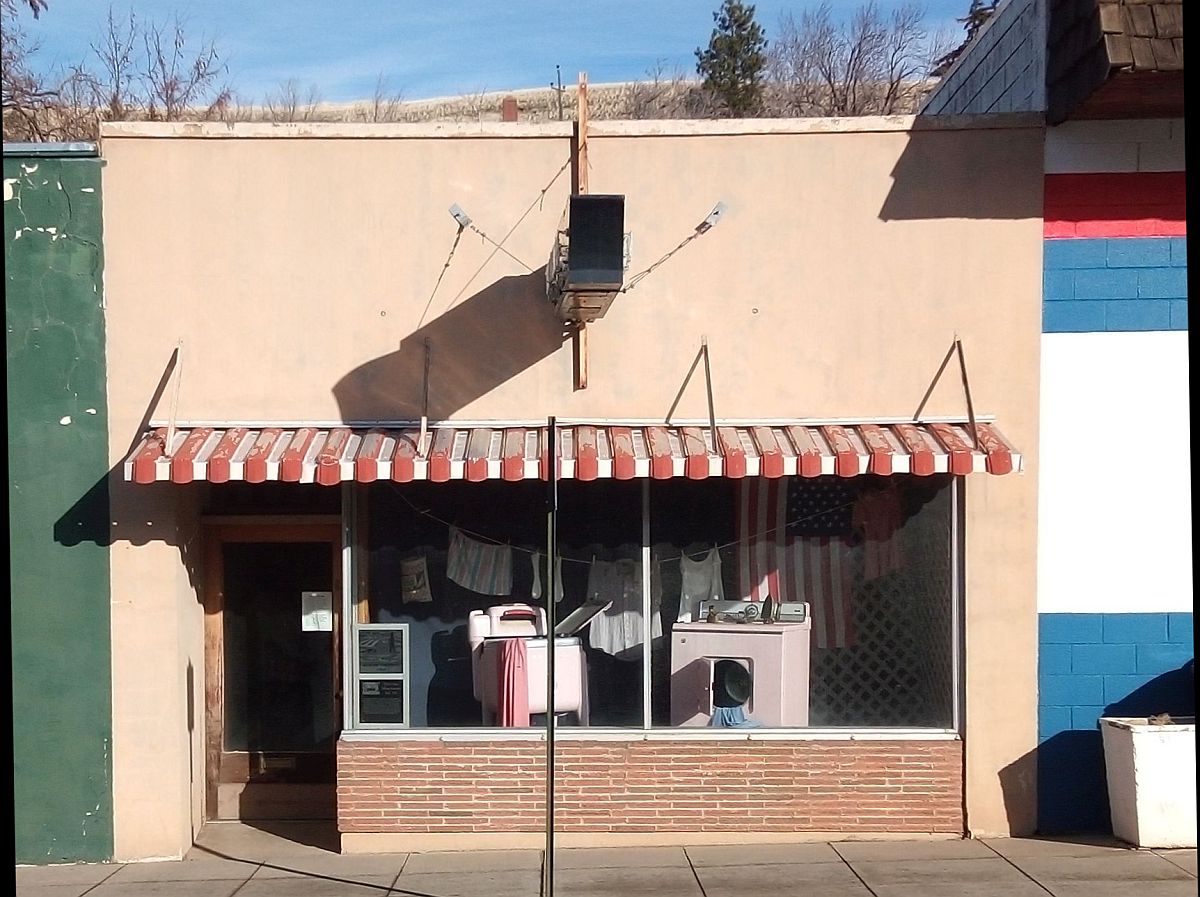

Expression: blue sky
xmin=20 ymin=1 xmax=971 ymax=103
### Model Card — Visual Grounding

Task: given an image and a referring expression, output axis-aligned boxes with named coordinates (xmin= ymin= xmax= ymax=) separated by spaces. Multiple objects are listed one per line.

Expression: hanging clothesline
xmin=391 ymin=488 xmax=860 ymax=570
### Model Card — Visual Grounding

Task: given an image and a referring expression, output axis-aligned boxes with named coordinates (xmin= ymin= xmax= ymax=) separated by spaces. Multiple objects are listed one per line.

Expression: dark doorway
xmin=204 ymin=523 xmax=341 ymax=820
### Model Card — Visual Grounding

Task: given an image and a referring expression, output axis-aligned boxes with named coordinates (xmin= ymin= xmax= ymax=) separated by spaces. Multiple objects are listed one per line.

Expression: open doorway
xmin=203 ymin=522 xmax=341 ymax=821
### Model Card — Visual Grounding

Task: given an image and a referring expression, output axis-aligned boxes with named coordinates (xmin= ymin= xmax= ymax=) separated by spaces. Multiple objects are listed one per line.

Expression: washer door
xmin=712 ymin=659 xmax=753 ymax=708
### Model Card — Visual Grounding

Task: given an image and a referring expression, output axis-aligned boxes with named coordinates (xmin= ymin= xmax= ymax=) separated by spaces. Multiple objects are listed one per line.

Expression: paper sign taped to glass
xmin=301 ymin=591 xmax=333 ymax=631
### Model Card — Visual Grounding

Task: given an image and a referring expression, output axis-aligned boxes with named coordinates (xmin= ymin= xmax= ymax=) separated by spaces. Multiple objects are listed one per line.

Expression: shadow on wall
xmin=55 ymin=467 xmax=206 ymax=593
xmin=877 ymin=123 xmax=1040 ymax=222
xmin=333 ymin=268 xmax=566 ymax=422
xmin=1033 ymin=661 xmax=1195 ymax=834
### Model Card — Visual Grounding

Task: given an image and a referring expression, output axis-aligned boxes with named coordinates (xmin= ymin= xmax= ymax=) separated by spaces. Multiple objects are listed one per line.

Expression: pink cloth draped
xmin=497 ymin=638 xmax=530 ymax=727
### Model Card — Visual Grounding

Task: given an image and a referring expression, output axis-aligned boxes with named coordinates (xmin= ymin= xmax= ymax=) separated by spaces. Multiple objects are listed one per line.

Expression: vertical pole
xmin=576 ymin=72 xmax=589 ymax=194
xmin=641 ymin=480 xmax=652 ymax=730
xmin=544 ymin=416 xmax=558 ymax=897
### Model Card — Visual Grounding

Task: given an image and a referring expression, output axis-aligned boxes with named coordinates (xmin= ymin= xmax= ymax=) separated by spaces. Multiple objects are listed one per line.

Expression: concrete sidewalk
xmin=16 ymin=823 xmax=1198 ymax=897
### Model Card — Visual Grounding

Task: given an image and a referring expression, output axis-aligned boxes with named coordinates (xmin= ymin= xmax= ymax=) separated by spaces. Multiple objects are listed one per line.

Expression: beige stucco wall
xmin=101 ymin=116 xmax=1042 ymax=857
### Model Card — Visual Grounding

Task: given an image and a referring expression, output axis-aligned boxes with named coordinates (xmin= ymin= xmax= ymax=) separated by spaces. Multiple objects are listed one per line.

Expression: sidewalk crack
xmin=978 ymin=840 xmax=1056 ymax=895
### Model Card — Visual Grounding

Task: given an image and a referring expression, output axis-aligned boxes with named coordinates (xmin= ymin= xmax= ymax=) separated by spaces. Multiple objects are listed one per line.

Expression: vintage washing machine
xmin=467 ymin=604 xmax=595 ymax=726
xmin=670 ymin=602 xmax=812 ymax=727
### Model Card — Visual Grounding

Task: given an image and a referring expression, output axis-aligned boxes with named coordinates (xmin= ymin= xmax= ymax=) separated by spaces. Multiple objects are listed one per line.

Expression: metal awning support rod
xmin=702 ymin=337 xmax=717 ymax=449
xmin=955 ymin=338 xmax=979 ymax=449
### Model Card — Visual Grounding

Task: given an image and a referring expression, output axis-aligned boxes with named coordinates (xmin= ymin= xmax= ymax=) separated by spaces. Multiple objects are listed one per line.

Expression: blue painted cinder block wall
xmin=1043 ymin=237 xmax=1188 ymax=333
xmin=1038 ymin=613 xmax=1194 ymax=833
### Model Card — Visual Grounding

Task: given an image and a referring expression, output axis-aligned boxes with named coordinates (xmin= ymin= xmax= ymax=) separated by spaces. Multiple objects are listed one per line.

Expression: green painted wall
xmin=5 ymin=152 xmax=113 ymax=863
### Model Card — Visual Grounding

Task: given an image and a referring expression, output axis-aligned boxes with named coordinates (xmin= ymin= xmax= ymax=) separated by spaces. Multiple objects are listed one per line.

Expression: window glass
xmin=350 ymin=473 xmax=955 ymax=732
xmin=358 ymin=477 xmax=642 ymax=729
xmin=649 ymin=475 xmax=955 ymax=729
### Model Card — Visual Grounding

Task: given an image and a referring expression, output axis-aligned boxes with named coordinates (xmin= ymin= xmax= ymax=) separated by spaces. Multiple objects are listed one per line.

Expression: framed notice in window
xmin=351 ymin=623 xmax=409 ymax=729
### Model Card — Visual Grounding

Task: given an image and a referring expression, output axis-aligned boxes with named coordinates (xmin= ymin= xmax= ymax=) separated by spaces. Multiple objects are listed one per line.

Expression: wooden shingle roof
xmin=1048 ymin=0 xmax=1184 ymax=122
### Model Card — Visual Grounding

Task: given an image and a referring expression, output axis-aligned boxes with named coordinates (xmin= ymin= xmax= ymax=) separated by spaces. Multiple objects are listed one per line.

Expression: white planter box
xmin=1100 ymin=716 xmax=1196 ymax=849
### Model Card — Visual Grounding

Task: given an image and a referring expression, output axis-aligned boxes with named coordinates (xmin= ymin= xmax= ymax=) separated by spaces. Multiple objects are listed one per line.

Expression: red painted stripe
xmin=428 ymin=429 xmax=454 ymax=482
xmin=132 ymin=428 xmax=168 ymax=484
xmin=279 ymin=428 xmax=318 ymax=482
xmin=786 ymin=426 xmax=824 ymax=478
xmin=575 ymin=426 xmax=599 ymax=482
xmin=716 ymin=427 xmax=746 ymax=479
xmin=680 ymin=427 xmax=709 ymax=480
xmin=857 ymin=424 xmax=894 ymax=476
xmin=893 ymin=424 xmax=935 ymax=476
xmin=355 ymin=431 xmax=385 ymax=483
xmin=1044 ymin=172 xmax=1186 ymax=238
xmin=207 ymin=427 xmax=248 ymax=484
xmin=391 ymin=433 xmax=418 ymax=483
xmin=821 ymin=425 xmax=859 ymax=478
xmin=171 ymin=427 xmax=213 ymax=484
xmin=465 ymin=428 xmax=493 ymax=482
xmin=316 ymin=428 xmax=351 ymax=486
xmin=501 ymin=429 xmax=526 ymax=482
xmin=974 ymin=423 xmax=1014 ymax=475
xmin=751 ymin=426 xmax=784 ymax=479
xmin=645 ymin=426 xmax=674 ymax=479
xmin=244 ymin=428 xmax=284 ymax=483
xmin=929 ymin=423 xmax=974 ymax=475
xmin=610 ymin=427 xmax=636 ymax=480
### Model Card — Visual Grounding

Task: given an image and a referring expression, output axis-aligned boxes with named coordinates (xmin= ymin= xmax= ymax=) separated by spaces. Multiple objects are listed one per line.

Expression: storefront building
xmin=86 ymin=114 xmax=1045 ymax=859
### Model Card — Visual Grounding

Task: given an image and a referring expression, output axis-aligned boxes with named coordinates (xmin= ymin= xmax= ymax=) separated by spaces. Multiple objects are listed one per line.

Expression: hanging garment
xmin=530 ymin=551 xmax=565 ymax=603
xmin=446 ymin=526 xmax=513 ymax=596
xmin=399 ymin=554 xmax=434 ymax=604
xmin=497 ymin=637 xmax=530 ymax=727
xmin=709 ymin=706 xmax=762 ymax=728
xmin=678 ymin=547 xmax=725 ymax=622
xmin=586 ymin=557 xmax=662 ymax=660
xmin=852 ymin=483 xmax=905 ymax=581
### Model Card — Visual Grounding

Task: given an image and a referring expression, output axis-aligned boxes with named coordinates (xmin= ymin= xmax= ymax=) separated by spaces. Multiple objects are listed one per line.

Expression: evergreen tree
xmin=931 ymin=0 xmax=998 ymax=76
xmin=695 ymin=0 xmax=768 ymax=116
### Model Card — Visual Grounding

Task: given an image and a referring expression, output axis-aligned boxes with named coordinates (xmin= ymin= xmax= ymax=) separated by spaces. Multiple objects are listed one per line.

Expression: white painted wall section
xmin=1038 ymin=331 xmax=1192 ymax=613
xmin=1045 ymin=119 xmax=1186 ymax=173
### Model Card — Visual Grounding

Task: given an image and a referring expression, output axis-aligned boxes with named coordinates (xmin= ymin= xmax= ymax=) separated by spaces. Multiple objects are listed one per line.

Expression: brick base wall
xmin=338 ymin=739 xmax=964 ymax=834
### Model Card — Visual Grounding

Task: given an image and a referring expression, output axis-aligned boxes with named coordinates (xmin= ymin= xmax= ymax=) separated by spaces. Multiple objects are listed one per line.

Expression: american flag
xmin=736 ymin=477 xmax=858 ymax=649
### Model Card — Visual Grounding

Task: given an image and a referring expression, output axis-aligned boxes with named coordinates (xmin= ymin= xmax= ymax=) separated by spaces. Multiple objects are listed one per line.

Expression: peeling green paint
xmin=5 ymin=153 xmax=113 ymax=863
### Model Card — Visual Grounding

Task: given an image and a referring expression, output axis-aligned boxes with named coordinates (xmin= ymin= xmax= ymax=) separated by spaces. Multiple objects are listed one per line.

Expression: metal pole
xmin=544 ymin=416 xmax=558 ymax=896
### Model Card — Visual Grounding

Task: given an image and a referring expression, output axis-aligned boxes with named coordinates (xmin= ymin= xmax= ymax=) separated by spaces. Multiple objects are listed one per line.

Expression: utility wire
xmin=446 ymin=156 xmax=572 ymax=310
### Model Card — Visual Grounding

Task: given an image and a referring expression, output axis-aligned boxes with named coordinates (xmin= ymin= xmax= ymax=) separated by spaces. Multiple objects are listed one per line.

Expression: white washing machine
xmin=670 ymin=619 xmax=812 ymax=727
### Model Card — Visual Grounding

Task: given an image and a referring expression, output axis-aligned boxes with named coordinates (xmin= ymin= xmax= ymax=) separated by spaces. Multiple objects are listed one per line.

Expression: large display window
xmin=343 ymin=473 xmax=958 ymax=734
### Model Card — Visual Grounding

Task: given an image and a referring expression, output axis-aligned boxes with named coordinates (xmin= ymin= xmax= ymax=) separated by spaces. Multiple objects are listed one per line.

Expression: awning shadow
xmin=333 ymin=268 xmax=566 ymax=422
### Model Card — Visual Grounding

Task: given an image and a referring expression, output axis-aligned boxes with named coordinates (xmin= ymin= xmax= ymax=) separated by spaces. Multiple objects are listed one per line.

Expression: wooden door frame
xmin=202 ymin=517 xmax=342 ymax=820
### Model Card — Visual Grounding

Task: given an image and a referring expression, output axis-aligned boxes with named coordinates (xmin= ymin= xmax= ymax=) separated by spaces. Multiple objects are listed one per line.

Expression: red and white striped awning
xmin=123 ymin=422 xmax=1021 ymax=485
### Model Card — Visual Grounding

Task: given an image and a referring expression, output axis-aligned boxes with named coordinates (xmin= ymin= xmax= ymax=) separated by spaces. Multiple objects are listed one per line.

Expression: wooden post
xmin=576 ymin=72 xmax=589 ymax=193
xmin=573 ymin=72 xmax=590 ymax=391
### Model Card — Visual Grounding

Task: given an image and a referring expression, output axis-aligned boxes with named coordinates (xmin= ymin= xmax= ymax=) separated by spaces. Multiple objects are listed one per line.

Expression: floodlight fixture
xmin=695 ymin=201 xmax=726 ymax=234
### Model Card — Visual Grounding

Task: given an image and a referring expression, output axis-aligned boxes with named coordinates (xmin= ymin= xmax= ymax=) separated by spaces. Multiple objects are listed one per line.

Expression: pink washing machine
xmin=670 ymin=620 xmax=812 ymax=727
